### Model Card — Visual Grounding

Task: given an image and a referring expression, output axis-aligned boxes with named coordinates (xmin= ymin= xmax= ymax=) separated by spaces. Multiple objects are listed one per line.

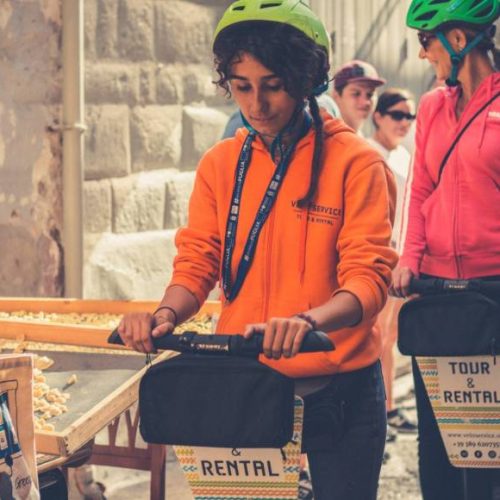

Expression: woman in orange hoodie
xmin=118 ymin=1 xmax=397 ymax=498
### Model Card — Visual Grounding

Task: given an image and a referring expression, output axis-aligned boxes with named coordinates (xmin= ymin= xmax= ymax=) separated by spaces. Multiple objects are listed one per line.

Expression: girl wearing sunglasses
xmin=368 ymin=87 xmax=415 ymax=256
xmin=392 ymin=0 xmax=499 ymax=498
xmin=367 ymin=88 xmax=417 ymax=441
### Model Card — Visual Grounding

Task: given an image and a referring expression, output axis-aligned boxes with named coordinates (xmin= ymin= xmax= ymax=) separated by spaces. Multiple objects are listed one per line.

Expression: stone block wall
xmin=84 ymin=0 xmax=233 ymax=300
xmin=0 ymin=0 xmax=449 ymax=300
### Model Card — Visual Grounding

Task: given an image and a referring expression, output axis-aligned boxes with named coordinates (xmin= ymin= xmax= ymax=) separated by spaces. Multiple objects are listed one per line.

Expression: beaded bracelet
xmin=153 ymin=305 xmax=178 ymax=327
xmin=295 ymin=312 xmax=318 ymax=330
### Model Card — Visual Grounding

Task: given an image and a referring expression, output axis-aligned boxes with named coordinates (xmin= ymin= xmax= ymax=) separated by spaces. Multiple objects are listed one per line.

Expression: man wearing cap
xmin=333 ymin=60 xmax=386 ymax=135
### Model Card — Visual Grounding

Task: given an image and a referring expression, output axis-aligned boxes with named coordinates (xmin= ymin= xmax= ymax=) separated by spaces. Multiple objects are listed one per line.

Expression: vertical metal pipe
xmin=62 ymin=0 xmax=85 ymax=298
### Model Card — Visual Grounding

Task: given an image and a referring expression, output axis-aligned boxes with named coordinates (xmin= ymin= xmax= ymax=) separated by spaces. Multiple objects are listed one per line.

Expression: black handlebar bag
xmin=398 ymin=291 xmax=500 ymax=357
xmin=139 ymin=353 xmax=295 ymax=448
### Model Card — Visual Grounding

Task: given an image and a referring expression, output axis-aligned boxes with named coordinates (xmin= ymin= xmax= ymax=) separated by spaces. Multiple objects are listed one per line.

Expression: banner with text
xmin=417 ymin=356 xmax=500 ymax=468
xmin=174 ymin=397 xmax=303 ymax=499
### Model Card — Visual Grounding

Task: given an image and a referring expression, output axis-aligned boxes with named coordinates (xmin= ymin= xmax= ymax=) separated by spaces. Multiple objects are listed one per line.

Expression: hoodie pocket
xmin=420 ymin=189 xmax=454 ymax=258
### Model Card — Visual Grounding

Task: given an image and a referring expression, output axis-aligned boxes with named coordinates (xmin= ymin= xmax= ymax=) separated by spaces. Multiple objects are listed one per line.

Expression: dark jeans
xmin=305 ymin=361 xmax=387 ymax=500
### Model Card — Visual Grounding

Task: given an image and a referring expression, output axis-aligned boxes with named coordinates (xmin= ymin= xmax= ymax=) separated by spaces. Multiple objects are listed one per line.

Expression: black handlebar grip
xmin=292 ymin=330 xmax=335 ymax=352
xmin=107 ymin=328 xmax=334 ymax=355
xmin=229 ymin=330 xmax=334 ymax=356
xmin=107 ymin=328 xmax=185 ymax=351
xmin=409 ymin=278 xmax=500 ymax=295
xmin=108 ymin=328 xmax=124 ymax=345
xmin=408 ymin=278 xmax=441 ymax=294
xmin=480 ymin=281 xmax=500 ymax=293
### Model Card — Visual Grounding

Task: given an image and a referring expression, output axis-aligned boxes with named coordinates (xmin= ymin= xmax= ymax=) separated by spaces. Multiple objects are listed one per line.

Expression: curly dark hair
xmin=213 ymin=21 xmax=330 ymax=207
xmin=213 ymin=22 xmax=329 ymax=100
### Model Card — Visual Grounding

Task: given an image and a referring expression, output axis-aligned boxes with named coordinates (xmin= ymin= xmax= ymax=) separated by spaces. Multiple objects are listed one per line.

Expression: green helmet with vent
xmin=406 ymin=0 xmax=499 ymax=31
xmin=407 ymin=0 xmax=499 ymax=86
xmin=213 ymin=0 xmax=330 ymax=56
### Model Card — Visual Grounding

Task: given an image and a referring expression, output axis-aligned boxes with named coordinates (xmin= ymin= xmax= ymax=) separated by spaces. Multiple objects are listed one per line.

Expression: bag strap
xmin=437 ymin=91 xmax=499 ymax=185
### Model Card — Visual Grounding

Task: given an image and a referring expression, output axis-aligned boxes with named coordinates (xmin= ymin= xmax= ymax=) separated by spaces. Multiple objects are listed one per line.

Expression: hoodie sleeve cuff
xmin=332 ymin=277 xmax=386 ymax=322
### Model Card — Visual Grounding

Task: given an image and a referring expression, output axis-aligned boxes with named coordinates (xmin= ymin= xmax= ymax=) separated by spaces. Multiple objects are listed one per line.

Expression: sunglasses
xmin=382 ymin=110 xmax=416 ymax=121
xmin=418 ymin=32 xmax=437 ymax=51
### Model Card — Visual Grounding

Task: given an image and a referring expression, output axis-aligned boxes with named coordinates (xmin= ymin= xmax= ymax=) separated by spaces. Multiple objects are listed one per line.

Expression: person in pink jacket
xmin=392 ymin=1 xmax=499 ymax=498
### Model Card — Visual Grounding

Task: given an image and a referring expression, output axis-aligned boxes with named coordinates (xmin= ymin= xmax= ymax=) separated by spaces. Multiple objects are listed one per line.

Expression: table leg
xmin=150 ymin=444 xmax=167 ymax=500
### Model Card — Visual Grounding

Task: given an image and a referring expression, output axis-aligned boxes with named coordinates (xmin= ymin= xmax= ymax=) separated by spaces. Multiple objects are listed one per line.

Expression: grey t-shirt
xmin=221 ymin=93 xmax=340 ymax=139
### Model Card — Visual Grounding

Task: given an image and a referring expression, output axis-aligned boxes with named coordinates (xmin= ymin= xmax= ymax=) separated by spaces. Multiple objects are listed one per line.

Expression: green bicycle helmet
xmin=407 ymin=0 xmax=499 ymax=31
xmin=213 ymin=0 xmax=330 ymax=56
xmin=407 ymin=0 xmax=499 ymax=86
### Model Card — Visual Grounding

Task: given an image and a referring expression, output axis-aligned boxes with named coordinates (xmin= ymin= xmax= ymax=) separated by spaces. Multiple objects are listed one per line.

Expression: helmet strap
xmin=312 ymin=80 xmax=329 ymax=96
xmin=436 ymin=30 xmax=486 ymax=87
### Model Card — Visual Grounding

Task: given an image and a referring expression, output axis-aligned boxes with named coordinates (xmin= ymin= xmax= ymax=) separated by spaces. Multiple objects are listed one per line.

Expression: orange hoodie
xmin=170 ymin=115 xmax=397 ymax=378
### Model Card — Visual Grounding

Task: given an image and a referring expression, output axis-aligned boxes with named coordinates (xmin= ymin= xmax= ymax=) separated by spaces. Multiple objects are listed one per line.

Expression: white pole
xmin=62 ymin=0 xmax=85 ymax=298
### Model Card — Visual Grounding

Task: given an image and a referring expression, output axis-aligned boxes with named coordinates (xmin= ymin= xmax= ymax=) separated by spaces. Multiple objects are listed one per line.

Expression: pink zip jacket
xmin=400 ymin=73 xmax=500 ymax=279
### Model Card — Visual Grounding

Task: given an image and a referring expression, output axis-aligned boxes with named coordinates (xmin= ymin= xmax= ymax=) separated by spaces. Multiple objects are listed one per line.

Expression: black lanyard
xmin=221 ymin=117 xmax=311 ymax=302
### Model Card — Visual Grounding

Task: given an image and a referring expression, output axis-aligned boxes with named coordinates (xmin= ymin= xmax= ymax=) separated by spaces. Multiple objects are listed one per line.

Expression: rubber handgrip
xmin=409 ymin=278 xmax=500 ymax=294
xmin=107 ymin=329 xmax=334 ymax=355
xmin=408 ymin=278 xmax=442 ymax=294
xmin=229 ymin=331 xmax=334 ymax=356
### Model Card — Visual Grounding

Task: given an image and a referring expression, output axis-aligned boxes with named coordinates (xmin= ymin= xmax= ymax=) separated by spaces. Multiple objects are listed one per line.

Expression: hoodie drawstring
xmin=298 ymin=203 xmax=310 ymax=285
xmin=478 ymin=76 xmax=494 ymax=150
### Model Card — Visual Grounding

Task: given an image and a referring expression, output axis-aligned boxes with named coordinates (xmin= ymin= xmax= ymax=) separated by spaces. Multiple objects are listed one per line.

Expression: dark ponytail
xmin=447 ymin=22 xmax=499 ymax=68
xmin=297 ymin=95 xmax=324 ymax=208
xmin=476 ymin=28 xmax=499 ymax=68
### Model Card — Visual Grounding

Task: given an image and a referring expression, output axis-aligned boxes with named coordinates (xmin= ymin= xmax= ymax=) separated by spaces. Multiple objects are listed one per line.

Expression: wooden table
xmin=0 ymin=297 xmax=220 ymax=500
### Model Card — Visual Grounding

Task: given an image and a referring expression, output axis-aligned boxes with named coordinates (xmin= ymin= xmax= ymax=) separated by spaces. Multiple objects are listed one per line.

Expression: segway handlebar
xmin=108 ymin=328 xmax=334 ymax=356
xmin=409 ymin=277 xmax=500 ymax=295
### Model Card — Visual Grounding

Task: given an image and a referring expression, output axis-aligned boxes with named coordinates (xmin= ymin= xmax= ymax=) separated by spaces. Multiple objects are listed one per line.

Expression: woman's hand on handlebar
xmin=117 ymin=311 xmax=175 ymax=353
xmin=243 ymin=316 xmax=311 ymax=359
xmin=390 ymin=266 xmax=416 ymax=298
